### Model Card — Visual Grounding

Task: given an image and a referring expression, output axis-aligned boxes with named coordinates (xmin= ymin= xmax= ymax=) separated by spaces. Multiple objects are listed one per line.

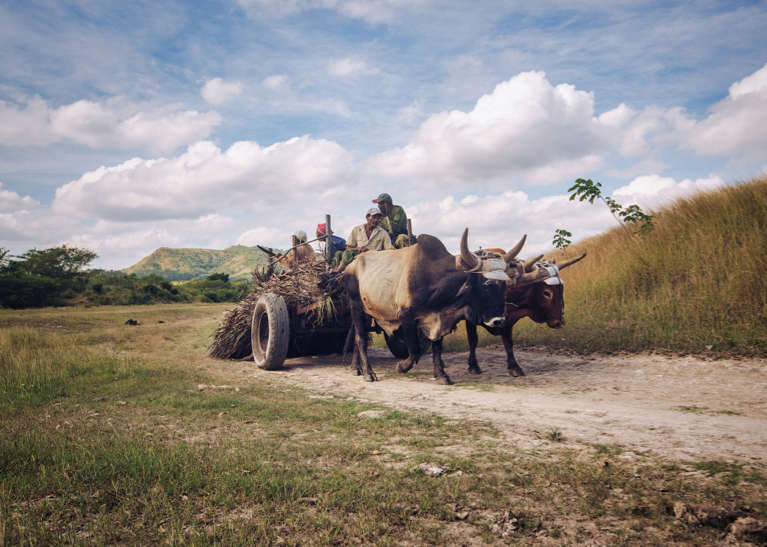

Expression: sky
xmin=1 ymin=0 xmax=766 ymax=270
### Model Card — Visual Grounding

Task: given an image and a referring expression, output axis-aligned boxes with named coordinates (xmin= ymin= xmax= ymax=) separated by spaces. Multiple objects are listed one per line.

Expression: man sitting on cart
xmin=316 ymin=223 xmax=346 ymax=257
xmin=372 ymin=192 xmax=413 ymax=248
xmin=278 ymin=230 xmax=316 ymax=268
xmin=332 ymin=208 xmax=393 ymax=273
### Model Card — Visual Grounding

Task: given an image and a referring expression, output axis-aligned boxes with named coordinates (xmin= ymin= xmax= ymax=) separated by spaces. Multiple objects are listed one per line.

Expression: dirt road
xmin=219 ymin=346 xmax=767 ymax=462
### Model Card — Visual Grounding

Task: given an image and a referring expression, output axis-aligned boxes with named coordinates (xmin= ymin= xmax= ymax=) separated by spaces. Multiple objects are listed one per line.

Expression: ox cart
xmin=250 ymin=215 xmax=428 ymax=371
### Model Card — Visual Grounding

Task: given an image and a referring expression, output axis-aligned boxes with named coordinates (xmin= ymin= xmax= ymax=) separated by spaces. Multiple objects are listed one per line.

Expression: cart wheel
xmin=252 ymin=293 xmax=290 ymax=370
xmin=384 ymin=328 xmax=430 ymax=359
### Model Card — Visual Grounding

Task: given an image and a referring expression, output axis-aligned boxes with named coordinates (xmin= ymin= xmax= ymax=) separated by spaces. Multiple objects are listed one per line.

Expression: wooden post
xmin=326 ymin=214 xmax=334 ymax=262
xmin=407 ymin=219 xmax=413 ymax=246
xmin=291 ymin=235 xmax=299 ymax=268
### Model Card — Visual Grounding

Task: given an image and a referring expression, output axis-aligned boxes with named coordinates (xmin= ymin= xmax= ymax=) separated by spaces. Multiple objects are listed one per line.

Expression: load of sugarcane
xmin=207 ymin=259 xmax=345 ymax=360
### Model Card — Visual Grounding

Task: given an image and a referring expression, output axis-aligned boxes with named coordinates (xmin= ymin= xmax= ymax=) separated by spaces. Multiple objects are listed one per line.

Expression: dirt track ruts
xmin=212 ymin=345 xmax=767 ymax=462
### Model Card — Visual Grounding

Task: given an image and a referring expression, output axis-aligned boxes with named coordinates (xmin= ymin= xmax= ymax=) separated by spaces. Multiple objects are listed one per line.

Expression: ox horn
xmin=525 ymin=254 xmax=544 ymax=273
xmin=459 ymin=228 xmax=479 ymax=270
xmin=502 ymin=234 xmax=527 ymax=264
xmin=557 ymin=252 xmax=587 ymax=270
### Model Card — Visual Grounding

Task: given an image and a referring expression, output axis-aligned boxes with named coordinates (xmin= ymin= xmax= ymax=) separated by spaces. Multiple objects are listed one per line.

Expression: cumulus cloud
xmin=0 ymin=183 xmax=40 ymax=212
xmin=365 ymin=71 xmax=611 ymax=188
xmin=404 ymin=189 xmax=613 ymax=258
xmin=201 ymin=78 xmax=244 ymax=105
xmin=684 ymin=62 xmax=767 ymax=157
xmin=52 ymin=136 xmax=355 ymax=222
xmin=0 ymin=96 xmax=222 ymax=153
xmin=327 ymin=57 xmax=379 ymax=76
xmin=613 ymin=174 xmax=726 ymax=210
xmin=262 ymin=74 xmax=289 ymax=90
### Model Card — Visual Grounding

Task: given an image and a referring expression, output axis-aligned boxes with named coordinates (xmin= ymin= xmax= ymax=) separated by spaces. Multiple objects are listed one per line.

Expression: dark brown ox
xmin=466 ymin=251 xmax=586 ymax=377
xmin=344 ymin=229 xmax=540 ymax=385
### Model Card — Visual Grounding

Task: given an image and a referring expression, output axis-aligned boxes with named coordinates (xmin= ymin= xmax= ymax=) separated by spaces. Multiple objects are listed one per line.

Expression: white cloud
xmin=0 ymin=183 xmax=39 ymax=212
xmin=405 ymin=189 xmax=613 ymax=258
xmin=52 ymin=136 xmax=355 ymax=222
xmin=327 ymin=57 xmax=379 ymax=76
xmin=613 ymin=174 xmax=726 ymax=210
xmin=262 ymin=74 xmax=289 ymax=90
xmin=365 ymin=71 xmax=610 ymax=188
xmin=237 ymin=226 xmax=289 ymax=247
xmin=0 ymin=96 xmax=222 ymax=153
xmin=201 ymin=78 xmax=244 ymax=105
xmin=683 ymin=62 xmax=767 ymax=157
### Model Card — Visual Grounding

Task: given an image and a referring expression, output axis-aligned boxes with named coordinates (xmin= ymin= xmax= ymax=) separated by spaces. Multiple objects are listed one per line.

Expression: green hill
xmin=122 ymin=245 xmax=282 ymax=281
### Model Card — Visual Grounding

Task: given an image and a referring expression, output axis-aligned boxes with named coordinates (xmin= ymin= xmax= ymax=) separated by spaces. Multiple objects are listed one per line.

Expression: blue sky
xmin=1 ymin=0 xmax=766 ymax=269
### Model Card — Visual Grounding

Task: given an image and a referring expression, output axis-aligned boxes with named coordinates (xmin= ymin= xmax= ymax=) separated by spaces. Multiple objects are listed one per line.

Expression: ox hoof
xmin=436 ymin=376 xmax=454 ymax=385
xmin=508 ymin=366 xmax=526 ymax=377
xmin=468 ymin=366 xmax=482 ymax=375
xmin=352 ymin=368 xmax=362 ymax=376
xmin=364 ymin=373 xmax=378 ymax=382
xmin=396 ymin=361 xmax=413 ymax=374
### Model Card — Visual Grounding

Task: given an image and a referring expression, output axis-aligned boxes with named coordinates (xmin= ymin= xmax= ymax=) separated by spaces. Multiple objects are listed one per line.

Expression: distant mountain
xmin=122 ymin=245 xmax=284 ymax=281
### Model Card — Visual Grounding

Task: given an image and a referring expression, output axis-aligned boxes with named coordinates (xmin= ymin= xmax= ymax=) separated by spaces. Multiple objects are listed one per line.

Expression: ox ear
xmin=502 ymin=235 xmax=527 ymax=264
xmin=457 ymin=228 xmax=479 ymax=271
xmin=525 ymin=254 xmax=544 ymax=273
xmin=557 ymin=253 xmax=587 ymax=270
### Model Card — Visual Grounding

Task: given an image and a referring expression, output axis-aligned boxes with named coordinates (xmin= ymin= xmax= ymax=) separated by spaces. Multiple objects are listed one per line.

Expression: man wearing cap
xmin=278 ymin=230 xmax=315 ymax=268
xmin=316 ymin=223 xmax=346 ymax=254
xmin=332 ymin=208 xmax=393 ymax=273
xmin=372 ymin=193 xmax=411 ymax=248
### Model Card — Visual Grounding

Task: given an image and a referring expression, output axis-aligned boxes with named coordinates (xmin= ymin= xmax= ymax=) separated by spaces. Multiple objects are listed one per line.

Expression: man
xmin=372 ymin=193 xmax=412 ymax=248
xmin=278 ymin=230 xmax=315 ymax=268
xmin=333 ymin=208 xmax=393 ymax=273
xmin=316 ymin=223 xmax=346 ymax=255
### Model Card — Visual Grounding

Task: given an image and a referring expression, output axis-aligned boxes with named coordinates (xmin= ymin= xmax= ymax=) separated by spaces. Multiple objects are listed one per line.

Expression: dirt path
xmin=215 ymin=346 xmax=767 ymax=462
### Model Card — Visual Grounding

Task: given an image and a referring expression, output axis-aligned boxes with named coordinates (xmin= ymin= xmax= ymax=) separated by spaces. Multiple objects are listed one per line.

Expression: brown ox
xmin=466 ymin=250 xmax=586 ymax=377
xmin=344 ymin=229 xmax=543 ymax=385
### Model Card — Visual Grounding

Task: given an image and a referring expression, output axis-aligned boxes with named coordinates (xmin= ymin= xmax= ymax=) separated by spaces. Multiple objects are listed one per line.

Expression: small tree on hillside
xmin=568 ymin=178 xmax=655 ymax=245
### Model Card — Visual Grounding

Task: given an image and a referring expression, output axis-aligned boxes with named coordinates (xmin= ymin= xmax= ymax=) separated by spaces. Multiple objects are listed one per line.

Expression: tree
xmin=568 ymin=178 xmax=655 ymax=244
xmin=17 ymin=245 xmax=98 ymax=279
xmin=552 ymin=229 xmax=572 ymax=257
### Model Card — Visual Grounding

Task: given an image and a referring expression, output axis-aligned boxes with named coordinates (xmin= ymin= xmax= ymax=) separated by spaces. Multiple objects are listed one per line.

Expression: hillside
xmin=513 ymin=175 xmax=767 ymax=357
xmin=122 ymin=245 xmax=282 ymax=281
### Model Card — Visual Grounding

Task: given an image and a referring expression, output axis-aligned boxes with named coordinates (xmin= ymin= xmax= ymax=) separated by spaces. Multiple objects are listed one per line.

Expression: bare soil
xmin=214 ymin=346 xmax=767 ymax=463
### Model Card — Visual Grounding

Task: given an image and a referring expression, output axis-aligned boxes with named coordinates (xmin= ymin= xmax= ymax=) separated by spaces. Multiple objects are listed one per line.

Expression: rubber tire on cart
xmin=252 ymin=293 xmax=290 ymax=370
xmin=384 ymin=328 xmax=431 ymax=359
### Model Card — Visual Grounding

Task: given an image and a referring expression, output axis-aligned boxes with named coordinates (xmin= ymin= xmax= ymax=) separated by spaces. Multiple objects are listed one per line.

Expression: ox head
xmin=455 ymin=229 xmax=526 ymax=329
xmin=514 ymin=253 xmax=587 ymax=328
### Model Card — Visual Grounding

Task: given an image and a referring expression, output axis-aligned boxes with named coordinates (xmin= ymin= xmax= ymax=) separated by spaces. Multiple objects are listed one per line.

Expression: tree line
xmin=0 ymin=245 xmax=250 ymax=309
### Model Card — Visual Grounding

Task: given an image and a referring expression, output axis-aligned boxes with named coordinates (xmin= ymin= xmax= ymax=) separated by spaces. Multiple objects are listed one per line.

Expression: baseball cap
xmin=367 ymin=207 xmax=383 ymax=216
xmin=316 ymin=223 xmax=333 ymax=235
xmin=372 ymin=193 xmax=392 ymax=204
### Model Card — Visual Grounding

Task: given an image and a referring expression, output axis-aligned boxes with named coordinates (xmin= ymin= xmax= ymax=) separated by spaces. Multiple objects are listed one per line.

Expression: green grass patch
xmin=2 ymin=304 xmax=766 ymax=546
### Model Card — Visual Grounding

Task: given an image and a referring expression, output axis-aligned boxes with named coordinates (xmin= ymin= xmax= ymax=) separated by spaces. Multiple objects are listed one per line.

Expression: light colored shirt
xmin=346 ymin=224 xmax=394 ymax=251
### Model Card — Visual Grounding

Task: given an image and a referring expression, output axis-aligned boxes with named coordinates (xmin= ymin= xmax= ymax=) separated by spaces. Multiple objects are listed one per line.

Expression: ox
xmin=466 ymin=251 xmax=586 ymax=377
xmin=344 ymin=229 xmax=537 ymax=385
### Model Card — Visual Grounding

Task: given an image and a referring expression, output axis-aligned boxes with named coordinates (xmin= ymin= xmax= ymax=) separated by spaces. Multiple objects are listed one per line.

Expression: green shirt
xmin=380 ymin=204 xmax=408 ymax=237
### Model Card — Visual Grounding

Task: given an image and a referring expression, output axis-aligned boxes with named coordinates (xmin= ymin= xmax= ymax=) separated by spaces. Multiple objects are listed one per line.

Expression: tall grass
xmin=515 ymin=175 xmax=767 ymax=356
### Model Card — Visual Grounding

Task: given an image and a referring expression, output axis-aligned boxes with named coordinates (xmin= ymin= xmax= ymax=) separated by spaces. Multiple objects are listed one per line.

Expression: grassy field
xmin=511 ymin=176 xmax=767 ymax=358
xmin=2 ymin=304 xmax=766 ymax=545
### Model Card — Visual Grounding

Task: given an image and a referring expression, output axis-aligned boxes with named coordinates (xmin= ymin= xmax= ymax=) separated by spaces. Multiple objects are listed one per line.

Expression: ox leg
xmin=395 ymin=308 xmax=419 ymax=374
xmin=346 ymin=278 xmax=378 ymax=382
xmin=466 ymin=321 xmax=482 ymax=375
xmin=431 ymin=339 xmax=454 ymax=385
xmin=350 ymin=343 xmax=362 ymax=376
xmin=501 ymin=327 xmax=525 ymax=377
